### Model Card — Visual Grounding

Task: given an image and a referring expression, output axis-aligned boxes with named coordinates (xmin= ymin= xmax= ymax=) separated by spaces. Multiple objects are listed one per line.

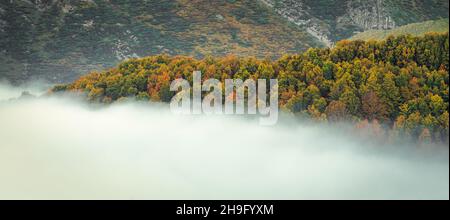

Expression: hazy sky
xmin=0 ymin=84 xmax=448 ymax=199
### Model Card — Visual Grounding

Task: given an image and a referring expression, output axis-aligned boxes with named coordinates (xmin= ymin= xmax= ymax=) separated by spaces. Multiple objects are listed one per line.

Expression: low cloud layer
xmin=0 ymin=85 xmax=448 ymax=199
xmin=0 ymin=80 xmax=49 ymax=101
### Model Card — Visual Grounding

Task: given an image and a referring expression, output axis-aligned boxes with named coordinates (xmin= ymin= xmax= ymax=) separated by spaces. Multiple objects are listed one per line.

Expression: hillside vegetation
xmin=2 ymin=0 xmax=449 ymax=84
xmin=351 ymin=19 xmax=449 ymax=41
xmin=0 ymin=0 xmax=320 ymax=84
xmin=53 ymin=33 xmax=449 ymax=144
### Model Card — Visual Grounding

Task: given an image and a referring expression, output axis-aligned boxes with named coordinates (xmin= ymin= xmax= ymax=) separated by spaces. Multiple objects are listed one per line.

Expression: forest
xmin=52 ymin=33 xmax=449 ymax=145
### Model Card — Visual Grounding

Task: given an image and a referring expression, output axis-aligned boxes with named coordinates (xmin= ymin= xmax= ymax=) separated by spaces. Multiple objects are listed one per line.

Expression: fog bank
xmin=0 ymin=80 xmax=50 ymax=101
xmin=0 ymin=86 xmax=448 ymax=199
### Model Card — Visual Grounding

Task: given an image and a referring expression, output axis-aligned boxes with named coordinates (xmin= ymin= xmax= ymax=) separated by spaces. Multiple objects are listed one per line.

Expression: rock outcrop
xmin=259 ymin=0 xmax=446 ymax=45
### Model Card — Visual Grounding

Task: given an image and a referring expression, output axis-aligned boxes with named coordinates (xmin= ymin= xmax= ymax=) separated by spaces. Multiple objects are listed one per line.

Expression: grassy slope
xmin=351 ymin=19 xmax=449 ymax=41
xmin=384 ymin=0 xmax=449 ymax=25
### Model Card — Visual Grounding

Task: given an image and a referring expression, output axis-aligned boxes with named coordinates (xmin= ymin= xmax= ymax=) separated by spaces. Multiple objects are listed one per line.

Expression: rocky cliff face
xmin=260 ymin=0 xmax=334 ymax=47
xmin=343 ymin=0 xmax=396 ymax=30
xmin=260 ymin=0 xmax=448 ymax=46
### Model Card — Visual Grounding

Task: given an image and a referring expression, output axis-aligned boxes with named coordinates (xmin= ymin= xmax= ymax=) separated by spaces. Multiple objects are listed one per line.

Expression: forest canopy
xmin=52 ymin=33 xmax=449 ymax=144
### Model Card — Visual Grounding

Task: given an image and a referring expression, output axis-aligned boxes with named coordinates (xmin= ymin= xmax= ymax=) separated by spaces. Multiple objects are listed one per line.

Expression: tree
xmin=430 ymin=94 xmax=446 ymax=116
xmin=325 ymin=100 xmax=348 ymax=122
xmin=362 ymin=90 xmax=388 ymax=122
xmin=381 ymin=72 xmax=400 ymax=118
xmin=419 ymin=128 xmax=432 ymax=145
xmin=339 ymin=88 xmax=360 ymax=116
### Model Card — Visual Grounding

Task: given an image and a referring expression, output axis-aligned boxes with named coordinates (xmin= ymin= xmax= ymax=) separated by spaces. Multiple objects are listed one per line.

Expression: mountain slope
xmin=350 ymin=19 xmax=449 ymax=40
xmin=0 ymin=0 xmax=321 ymax=84
xmin=261 ymin=0 xmax=449 ymax=46
xmin=1 ymin=0 xmax=449 ymax=84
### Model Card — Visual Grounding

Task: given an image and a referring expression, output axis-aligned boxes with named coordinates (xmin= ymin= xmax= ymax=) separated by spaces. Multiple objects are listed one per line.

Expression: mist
xmin=0 ymin=80 xmax=50 ymax=101
xmin=0 ymin=84 xmax=448 ymax=200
